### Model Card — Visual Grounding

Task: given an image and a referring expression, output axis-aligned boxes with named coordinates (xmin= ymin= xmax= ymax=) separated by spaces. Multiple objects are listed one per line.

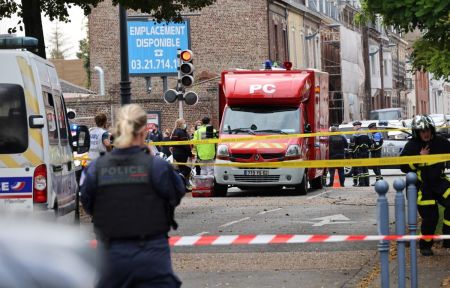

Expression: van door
xmin=0 ymin=84 xmax=34 ymax=211
xmin=43 ymin=91 xmax=63 ymax=210
xmin=52 ymin=93 xmax=76 ymax=214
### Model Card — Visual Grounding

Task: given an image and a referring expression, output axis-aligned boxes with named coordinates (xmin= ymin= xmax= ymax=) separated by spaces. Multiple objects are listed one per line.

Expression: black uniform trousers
xmin=97 ymin=235 xmax=182 ymax=288
xmin=416 ymin=173 xmax=450 ymax=249
xmin=370 ymin=150 xmax=383 ymax=181
xmin=353 ymin=152 xmax=370 ymax=187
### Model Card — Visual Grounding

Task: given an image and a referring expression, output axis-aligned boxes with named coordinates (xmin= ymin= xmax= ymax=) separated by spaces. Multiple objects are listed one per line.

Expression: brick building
xmin=72 ymin=0 xmax=274 ymax=131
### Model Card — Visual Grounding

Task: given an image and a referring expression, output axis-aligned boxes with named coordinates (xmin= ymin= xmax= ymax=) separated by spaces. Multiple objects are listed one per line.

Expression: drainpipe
xmin=94 ymin=66 xmax=105 ymax=96
xmin=94 ymin=66 xmax=113 ymax=125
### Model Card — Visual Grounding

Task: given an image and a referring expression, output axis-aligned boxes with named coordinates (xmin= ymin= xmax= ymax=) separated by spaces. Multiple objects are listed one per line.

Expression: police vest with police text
xmin=93 ymin=150 xmax=170 ymax=239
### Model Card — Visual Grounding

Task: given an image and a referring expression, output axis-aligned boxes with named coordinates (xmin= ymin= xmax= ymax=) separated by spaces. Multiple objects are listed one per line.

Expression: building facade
xmin=79 ymin=0 xmax=414 ymax=130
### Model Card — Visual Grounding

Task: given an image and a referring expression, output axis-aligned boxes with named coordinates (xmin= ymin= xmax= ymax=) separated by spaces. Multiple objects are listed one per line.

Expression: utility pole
xmin=362 ymin=26 xmax=372 ymax=119
xmin=396 ymin=45 xmax=400 ymax=108
xmin=379 ymin=41 xmax=385 ymax=109
xmin=119 ymin=5 xmax=131 ymax=105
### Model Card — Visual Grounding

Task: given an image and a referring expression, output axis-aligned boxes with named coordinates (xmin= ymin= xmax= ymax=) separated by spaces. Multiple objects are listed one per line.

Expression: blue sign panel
xmin=127 ymin=20 xmax=190 ymax=76
xmin=0 ymin=177 xmax=32 ymax=193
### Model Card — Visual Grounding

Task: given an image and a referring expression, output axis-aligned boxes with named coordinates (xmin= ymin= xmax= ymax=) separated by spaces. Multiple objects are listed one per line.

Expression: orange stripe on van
xmin=16 ymin=57 xmax=39 ymax=114
xmin=0 ymin=156 xmax=21 ymax=168
xmin=23 ymin=149 xmax=42 ymax=166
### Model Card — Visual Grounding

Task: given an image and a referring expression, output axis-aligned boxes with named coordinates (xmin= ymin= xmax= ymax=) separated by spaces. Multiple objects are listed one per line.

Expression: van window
xmin=0 ymin=84 xmax=28 ymax=154
xmin=53 ymin=95 xmax=68 ymax=142
xmin=44 ymin=92 xmax=59 ymax=145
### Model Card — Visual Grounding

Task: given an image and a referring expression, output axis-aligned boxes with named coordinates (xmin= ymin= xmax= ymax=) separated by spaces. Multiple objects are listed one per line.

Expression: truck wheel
xmin=309 ymin=176 xmax=323 ymax=190
xmin=213 ymin=182 xmax=228 ymax=197
xmin=293 ymin=170 xmax=308 ymax=195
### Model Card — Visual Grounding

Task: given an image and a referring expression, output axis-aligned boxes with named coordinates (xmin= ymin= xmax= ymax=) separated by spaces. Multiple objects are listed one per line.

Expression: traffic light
xmin=179 ymin=50 xmax=194 ymax=88
xmin=163 ymin=89 xmax=179 ymax=104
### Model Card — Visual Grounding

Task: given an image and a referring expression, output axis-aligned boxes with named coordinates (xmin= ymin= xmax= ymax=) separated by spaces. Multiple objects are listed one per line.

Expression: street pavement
xmin=170 ymin=170 xmax=408 ymax=288
xmin=79 ymin=169 xmax=450 ymax=287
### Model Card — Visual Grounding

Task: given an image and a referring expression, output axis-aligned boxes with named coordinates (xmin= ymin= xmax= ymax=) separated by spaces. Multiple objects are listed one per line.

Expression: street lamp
xmin=304 ymin=23 xmax=340 ymax=69
xmin=369 ymin=38 xmax=395 ymax=109
xmin=305 ymin=23 xmax=340 ymax=40
xmin=119 ymin=5 xmax=131 ymax=105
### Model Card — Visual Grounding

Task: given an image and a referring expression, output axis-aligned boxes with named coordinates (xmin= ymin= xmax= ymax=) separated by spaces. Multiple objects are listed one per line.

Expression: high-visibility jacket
xmin=193 ymin=125 xmax=216 ymax=161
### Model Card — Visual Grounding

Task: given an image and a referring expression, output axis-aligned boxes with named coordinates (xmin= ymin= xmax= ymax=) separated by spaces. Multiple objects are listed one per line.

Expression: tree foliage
xmin=0 ymin=0 xmax=216 ymax=58
xmin=361 ymin=0 xmax=450 ymax=78
xmin=76 ymin=24 xmax=90 ymax=87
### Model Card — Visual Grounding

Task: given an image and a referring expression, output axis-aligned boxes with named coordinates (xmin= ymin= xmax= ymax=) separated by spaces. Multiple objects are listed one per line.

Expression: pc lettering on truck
xmin=213 ymin=63 xmax=329 ymax=196
xmin=0 ymin=36 xmax=90 ymax=217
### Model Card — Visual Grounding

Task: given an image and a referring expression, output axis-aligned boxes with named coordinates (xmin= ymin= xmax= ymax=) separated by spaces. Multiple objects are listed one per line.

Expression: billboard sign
xmin=127 ymin=19 xmax=190 ymax=76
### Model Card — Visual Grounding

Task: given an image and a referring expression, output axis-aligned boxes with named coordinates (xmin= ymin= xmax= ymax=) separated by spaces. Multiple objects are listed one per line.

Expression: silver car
xmin=429 ymin=114 xmax=450 ymax=137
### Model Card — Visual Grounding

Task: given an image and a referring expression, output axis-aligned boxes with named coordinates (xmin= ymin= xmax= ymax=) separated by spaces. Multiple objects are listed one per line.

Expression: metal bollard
xmin=375 ymin=180 xmax=390 ymax=288
xmin=393 ymin=178 xmax=406 ymax=288
xmin=406 ymin=172 xmax=418 ymax=288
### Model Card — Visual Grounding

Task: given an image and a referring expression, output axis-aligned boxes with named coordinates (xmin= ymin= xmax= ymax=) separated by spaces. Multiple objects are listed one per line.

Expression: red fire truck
xmin=213 ymin=66 xmax=329 ymax=196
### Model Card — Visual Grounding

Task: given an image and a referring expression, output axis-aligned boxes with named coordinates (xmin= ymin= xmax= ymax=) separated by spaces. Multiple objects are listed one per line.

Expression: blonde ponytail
xmin=113 ymin=104 xmax=147 ymax=148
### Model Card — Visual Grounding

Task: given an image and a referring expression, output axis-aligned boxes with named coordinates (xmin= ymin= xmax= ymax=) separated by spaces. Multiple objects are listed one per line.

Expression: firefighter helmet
xmin=411 ymin=115 xmax=435 ymax=138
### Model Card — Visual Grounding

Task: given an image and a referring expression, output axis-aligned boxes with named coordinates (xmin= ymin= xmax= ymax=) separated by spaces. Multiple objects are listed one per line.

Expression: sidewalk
xmin=367 ymin=243 xmax=450 ymax=288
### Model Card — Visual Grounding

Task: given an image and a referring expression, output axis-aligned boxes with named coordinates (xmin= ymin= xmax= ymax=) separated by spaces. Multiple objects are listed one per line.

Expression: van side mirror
xmin=304 ymin=124 xmax=312 ymax=133
xmin=74 ymin=125 xmax=90 ymax=154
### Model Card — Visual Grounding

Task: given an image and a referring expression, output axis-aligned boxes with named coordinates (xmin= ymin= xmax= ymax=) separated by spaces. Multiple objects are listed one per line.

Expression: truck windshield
xmin=369 ymin=110 xmax=401 ymax=120
xmin=221 ymin=106 xmax=300 ymax=134
xmin=0 ymin=84 xmax=28 ymax=154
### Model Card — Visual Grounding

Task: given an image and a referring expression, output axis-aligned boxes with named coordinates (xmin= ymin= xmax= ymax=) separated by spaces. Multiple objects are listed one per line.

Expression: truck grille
xmin=261 ymin=153 xmax=284 ymax=159
xmin=230 ymin=153 xmax=252 ymax=159
xmin=234 ymin=175 xmax=280 ymax=183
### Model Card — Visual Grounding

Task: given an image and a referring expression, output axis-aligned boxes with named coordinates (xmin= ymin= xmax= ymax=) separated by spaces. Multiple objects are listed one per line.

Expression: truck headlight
xmin=285 ymin=144 xmax=300 ymax=157
xmin=217 ymin=144 xmax=229 ymax=158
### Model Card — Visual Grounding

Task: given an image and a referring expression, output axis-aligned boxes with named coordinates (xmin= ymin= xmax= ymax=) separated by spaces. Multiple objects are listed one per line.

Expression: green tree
xmin=0 ymin=0 xmax=216 ymax=59
xmin=48 ymin=22 xmax=70 ymax=59
xmin=360 ymin=0 xmax=450 ymax=78
xmin=76 ymin=27 xmax=90 ymax=87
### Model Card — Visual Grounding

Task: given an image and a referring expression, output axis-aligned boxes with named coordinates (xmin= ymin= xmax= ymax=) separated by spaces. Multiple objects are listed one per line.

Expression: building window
xmin=274 ymin=24 xmax=279 ymax=61
xmin=370 ymin=54 xmax=376 ymax=75
xmin=384 ymin=60 xmax=388 ymax=76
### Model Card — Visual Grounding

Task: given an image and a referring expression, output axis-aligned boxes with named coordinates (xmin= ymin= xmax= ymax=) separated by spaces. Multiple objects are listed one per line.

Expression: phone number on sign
xmin=130 ymin=59 xmax=178 ymax=70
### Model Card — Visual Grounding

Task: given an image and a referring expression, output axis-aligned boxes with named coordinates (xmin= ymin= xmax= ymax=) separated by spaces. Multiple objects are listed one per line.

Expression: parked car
xmin=429 ymin=114 xmax=450 ymax=137
xmin=338 ymin=121 xmax=411 ymax=176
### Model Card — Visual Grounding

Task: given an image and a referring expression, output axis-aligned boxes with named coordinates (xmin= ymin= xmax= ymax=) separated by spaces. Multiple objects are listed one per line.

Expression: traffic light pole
xmin=176 ymin=48 xmax=184 ymax=119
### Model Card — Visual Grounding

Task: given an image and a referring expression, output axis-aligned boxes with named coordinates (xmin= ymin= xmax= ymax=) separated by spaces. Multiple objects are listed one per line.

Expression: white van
xmin=0 ymin=37 xmax=90 ymax=217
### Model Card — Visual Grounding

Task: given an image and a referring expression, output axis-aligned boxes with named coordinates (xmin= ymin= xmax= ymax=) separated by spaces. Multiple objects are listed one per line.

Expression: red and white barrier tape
xmin=89 ymin=234 xmax=450 ymax=248
xmin=168 ymin=234 xmax=450 ymax=246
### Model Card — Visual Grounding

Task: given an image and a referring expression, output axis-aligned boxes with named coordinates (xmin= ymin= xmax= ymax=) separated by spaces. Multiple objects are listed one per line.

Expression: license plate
xmin=244 ymin=170 xmax=269 ymax=176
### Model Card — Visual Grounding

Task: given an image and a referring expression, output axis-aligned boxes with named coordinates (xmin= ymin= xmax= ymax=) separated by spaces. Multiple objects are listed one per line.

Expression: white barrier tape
xmin=88 ymin=234 xmax=450 ymax=248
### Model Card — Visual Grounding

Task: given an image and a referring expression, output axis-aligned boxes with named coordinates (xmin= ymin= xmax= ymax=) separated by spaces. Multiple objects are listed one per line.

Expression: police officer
xmin=368 ymin=122 xmax=384 ymax=185
xmin=193 ymin=117 xmax=217 ymax=176
xmin=349 ymin=121 xmax=371 ymax=187
xmin=88 ymin=113 xmax=112 ymax=163
xmin=81 ymin=104 xmax=185 ymax=287
xmin=327 ymin=126 xmax=348 ymax=187
xmin=400 ymin=115 xmax=450 ymax=256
